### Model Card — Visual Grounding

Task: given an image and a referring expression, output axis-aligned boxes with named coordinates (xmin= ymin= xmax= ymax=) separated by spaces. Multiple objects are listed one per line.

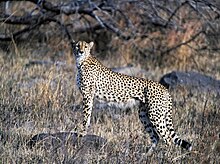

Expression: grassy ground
xmin=0 ymin=41 xmax=219 ymax=163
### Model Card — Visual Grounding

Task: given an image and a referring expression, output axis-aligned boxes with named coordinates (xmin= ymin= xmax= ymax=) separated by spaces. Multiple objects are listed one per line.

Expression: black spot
xmin=84 ymin=105 xmax=89 ymax=108
xmin=177 ymin=139 xmax=181 ymax=145
xmin=147 ymin=129 xmax=152 ymax=133
xmin=144 ymin=124 xmax=151 ymax=129
xmin=170 ymin=129 xmax=174 ymax=132
xmin=171 ymin=133 xmax=175 ymax=138
xmin=181 ymin=140 xmax=192 ymax=150
xmin=174 ymin=138 xmax=178 ymax=144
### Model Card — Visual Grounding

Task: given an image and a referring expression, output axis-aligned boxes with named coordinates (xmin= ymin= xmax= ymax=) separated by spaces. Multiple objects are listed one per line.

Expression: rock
xmin=27 ymin=132 xmax=107 ymax=163
xmin=159 ymin=71 xmax=220 ymax=93
xmin=27 ymin=132 xmax=107 ymax=150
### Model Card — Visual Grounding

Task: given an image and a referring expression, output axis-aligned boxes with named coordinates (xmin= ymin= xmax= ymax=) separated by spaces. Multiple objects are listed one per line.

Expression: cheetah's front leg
xmin=81 ymin=93 xmax=94 ymax=135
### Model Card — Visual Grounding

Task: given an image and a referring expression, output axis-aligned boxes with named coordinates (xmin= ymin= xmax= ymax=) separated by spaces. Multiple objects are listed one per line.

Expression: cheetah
xmin=74 ymin=41 xmax=192 ymax=153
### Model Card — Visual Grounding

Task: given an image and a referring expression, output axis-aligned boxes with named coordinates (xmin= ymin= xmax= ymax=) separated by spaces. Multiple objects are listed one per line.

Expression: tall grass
xmin=0 ymin=41 xmax=219 ymax=163
xmin=0 ymin=1 xmax=220 ymax=162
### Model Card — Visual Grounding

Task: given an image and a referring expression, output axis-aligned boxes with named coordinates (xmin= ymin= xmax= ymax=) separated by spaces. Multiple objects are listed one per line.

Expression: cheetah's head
xmin=74 ymin=41 xmax=94 ymax=59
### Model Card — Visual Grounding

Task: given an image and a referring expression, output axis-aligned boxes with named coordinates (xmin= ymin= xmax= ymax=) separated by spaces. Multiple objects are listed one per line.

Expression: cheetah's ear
xmin=89 ymin=42 xmax=94 ymax=48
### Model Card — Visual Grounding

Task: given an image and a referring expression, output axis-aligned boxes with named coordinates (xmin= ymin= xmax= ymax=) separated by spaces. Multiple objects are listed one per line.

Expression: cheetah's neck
xmin=76 ymin=54 xmax=91 ymax=68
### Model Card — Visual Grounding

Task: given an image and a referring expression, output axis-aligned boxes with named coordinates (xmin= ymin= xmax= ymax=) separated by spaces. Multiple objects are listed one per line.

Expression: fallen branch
xmin=0 ymin=11 xmax=57 ymax=41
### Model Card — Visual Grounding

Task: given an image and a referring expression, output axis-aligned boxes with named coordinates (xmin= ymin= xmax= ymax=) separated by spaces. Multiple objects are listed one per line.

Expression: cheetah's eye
xmin=85 ymin=46 xmax=88 ymax=48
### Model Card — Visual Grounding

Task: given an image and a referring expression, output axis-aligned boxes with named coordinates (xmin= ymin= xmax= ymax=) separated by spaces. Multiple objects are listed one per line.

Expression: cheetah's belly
xmin=94 ymin=96 xmax=139 ymax=109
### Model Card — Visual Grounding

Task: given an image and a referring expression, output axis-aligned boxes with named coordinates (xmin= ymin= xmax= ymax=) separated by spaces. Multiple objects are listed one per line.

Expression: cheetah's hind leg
xmin=138 ymin=103 xmax=160 ymax=155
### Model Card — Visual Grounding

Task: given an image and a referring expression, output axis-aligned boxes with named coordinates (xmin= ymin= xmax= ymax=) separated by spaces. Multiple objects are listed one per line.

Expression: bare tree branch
xmin=161 ymin=30 xmax=205 ymax=55
xmin=0 ymin=0 xmax=135 ymax=43
xmin=46 ymin=17 xmax=74 ymax=50
xmin=0 ymin=11 xmax=57 ymax=41
xmin=164 ymin=1 xmax=189 ymax=27
xmin=1 ymin=0 xmax=220 ymax=54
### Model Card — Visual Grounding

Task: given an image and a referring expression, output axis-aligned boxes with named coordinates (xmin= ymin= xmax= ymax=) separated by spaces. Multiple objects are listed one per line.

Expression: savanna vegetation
xmin=0 ymin=0 xmax=219 ymax=163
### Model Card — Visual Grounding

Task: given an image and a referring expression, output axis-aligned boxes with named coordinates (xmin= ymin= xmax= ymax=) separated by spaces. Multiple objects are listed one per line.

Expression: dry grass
xmin=1 ymin=1 xmax=220 ymax=163
xmin=0 ymin=40 xmax=219 ymax=164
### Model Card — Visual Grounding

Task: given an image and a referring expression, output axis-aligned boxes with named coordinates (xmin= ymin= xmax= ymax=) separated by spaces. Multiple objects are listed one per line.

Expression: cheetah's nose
xmin=79 ymin=50 xmax=84 ymax=54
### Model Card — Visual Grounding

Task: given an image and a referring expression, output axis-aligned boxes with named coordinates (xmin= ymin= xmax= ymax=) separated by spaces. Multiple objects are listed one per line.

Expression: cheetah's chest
xmin=76 ymin=72 xmax=81 ymax=89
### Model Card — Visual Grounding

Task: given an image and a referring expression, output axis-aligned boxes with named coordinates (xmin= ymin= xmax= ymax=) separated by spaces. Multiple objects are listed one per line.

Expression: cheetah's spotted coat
xmin=74 ymin=41 xmax=192 ymax=153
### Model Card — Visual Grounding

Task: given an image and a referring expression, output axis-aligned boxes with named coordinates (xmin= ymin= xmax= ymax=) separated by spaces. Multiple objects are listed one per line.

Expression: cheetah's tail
xmin=170 ymin=132 xmax=192 ymax=151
